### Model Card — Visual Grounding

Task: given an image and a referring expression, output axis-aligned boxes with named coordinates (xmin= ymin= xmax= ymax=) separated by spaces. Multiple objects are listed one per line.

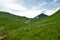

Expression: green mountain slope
xmin=0 ymin=10 xmax=60 ymax=40
xmin=35 ymin=10 xmax=60 ymax=24
xmin=32 ymin=10 xmax=60 ymax=40
xmin=0 ymin=12 xmax=29 ymax=34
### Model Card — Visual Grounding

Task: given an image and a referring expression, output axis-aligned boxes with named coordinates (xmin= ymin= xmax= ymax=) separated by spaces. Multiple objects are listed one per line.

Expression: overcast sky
xmin=0 ymin=0 xmax=60 ymax=18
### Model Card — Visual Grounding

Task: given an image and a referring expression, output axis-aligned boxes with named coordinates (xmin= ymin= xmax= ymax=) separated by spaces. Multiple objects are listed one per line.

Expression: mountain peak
xmin=35 ymin=13 xmax=48 ymax=19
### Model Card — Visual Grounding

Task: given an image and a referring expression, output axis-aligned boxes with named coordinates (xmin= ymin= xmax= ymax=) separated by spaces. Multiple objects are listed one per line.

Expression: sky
xmin=0 ymin=0 xmax=60 ymax=18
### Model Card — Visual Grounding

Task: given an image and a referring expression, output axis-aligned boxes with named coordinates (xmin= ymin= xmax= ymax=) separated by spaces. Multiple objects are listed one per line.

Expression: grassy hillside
xmin=0 ymin=12 xmax=29 ymax=34
xmin=35 ymin=10 xmax=60 ymax=24
xmin=0 ymin=10 xmax=60 ymax=40
xmin=31 ymin=10 xmax=60 ymax=40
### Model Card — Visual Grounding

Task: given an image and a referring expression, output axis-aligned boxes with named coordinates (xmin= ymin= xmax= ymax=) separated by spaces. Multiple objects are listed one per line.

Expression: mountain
xmin=0 ymin=10 xmax=60 ymax=40
xmin=35 ymin=10 xmax=60 ymax=24
xmin=35 ymin=13 xmax=48 ymax=19
xmin=30 ymin=13 xmax=48 ymax=23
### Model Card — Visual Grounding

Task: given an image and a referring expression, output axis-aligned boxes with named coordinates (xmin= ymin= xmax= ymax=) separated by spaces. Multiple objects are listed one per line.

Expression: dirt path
xmin=0 ymin=34 xmax=6 ymax=40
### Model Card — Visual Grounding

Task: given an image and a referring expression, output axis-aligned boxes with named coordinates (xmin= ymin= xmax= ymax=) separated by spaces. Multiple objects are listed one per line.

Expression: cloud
xmin=18 ymin=9 xmax=42 ymax=18
xmin=0 ymin=0 xmax=26 ymax=11
xmin=5 ymin=3 xmax=26 ymax=10
xmin=44 ymin=7 xmax=60 ymax=15
xmin=11 ymin=8 xmax=44 ymax=18
xmin=11 ymin=2 xmax=47 ymax=18
xmin=53 ymin=0 xmax=58 ymax=3
xmin=0 ymin=0 xmax=60 ymax=18
xmin=0 ymin=0 xmax=47 ymax=18
xmin=31 ymin=2 xmax=47 ymax=10
xmin=50 ymin=0 xmax=59 ymax=4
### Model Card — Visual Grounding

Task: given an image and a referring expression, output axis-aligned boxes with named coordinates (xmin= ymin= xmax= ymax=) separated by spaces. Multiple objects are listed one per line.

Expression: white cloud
xmin=44 ymin=7 xmax=60 ymax=16
xmin=5 ymin=3 xmax=26 ymax=10
xmin=11 ymin=2 xmax=47 ymax=18
xmin=53 ymin=0 xmax=58 ymax=3
xmin=31 ymin=2 xmax=47 ymax=10
xmin=0 ymin=0 xmax=27 ymax=11
xmin=11 ymin=9 xmax=43 ymax=18
xmin=50 ymin=0 xmax=58 ymax=4
xmin=19 ymin=10 xmax=42 ymax=18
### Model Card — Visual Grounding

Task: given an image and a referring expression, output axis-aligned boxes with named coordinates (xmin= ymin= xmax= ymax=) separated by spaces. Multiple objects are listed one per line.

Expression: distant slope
xmin=49 ymin=10 xmax=60 ymax=20
xmin=0 ymin=11 xmax=28 ymax=21
xmin=35 ymin=10 xmax=60 ymax=24
xmin=35 ymin=13 xmax=48 ymax=19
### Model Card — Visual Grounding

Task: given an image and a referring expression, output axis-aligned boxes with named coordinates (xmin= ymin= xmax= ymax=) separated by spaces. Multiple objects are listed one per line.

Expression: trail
xmin=0 ymin=34 xmax=6 ymax=40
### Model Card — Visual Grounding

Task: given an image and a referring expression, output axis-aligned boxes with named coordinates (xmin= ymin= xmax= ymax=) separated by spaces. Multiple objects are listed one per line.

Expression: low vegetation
xmin=0 ymin=10 xmax=60 ymax=40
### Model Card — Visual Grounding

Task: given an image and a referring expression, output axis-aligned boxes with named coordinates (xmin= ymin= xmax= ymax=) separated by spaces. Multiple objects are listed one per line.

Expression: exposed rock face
xmin=35 ymin=13 xmax=48 ymax=19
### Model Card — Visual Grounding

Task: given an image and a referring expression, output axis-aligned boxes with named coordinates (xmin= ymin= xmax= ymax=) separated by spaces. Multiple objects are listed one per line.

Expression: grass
xmin=0 ymin=10 xmax=60 ymax=40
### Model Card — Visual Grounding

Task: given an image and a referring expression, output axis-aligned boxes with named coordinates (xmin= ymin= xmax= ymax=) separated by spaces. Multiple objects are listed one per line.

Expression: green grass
xmin=0 ymin=10 xmax=60 ymax=40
